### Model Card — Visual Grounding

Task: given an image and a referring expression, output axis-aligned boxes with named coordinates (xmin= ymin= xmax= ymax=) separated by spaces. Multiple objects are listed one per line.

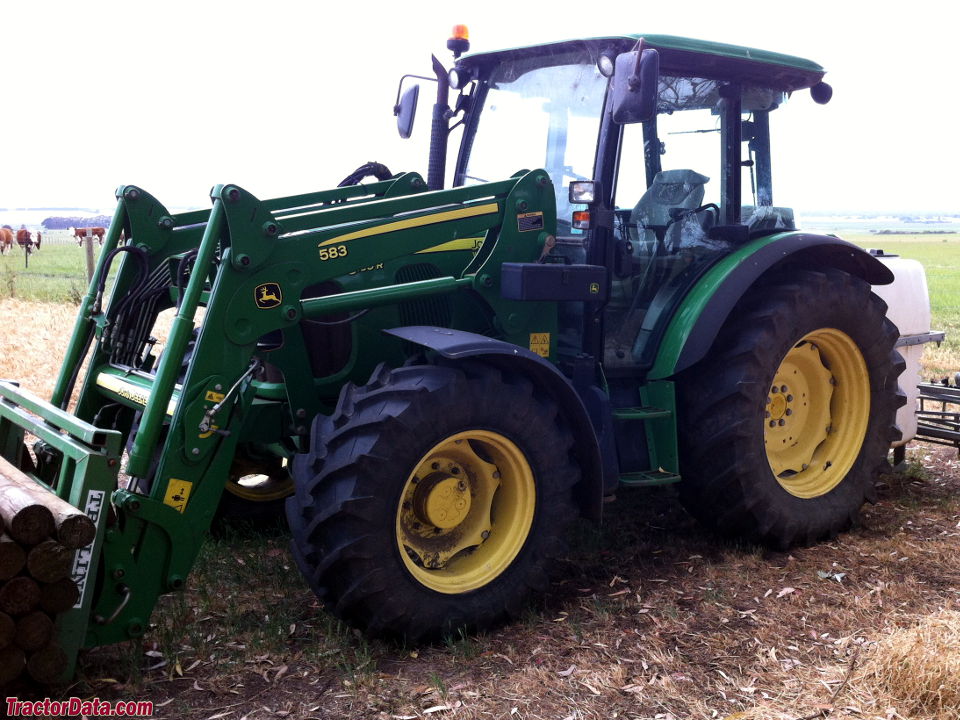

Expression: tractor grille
xmin=395 ymin=263 xmax=452 ymax=328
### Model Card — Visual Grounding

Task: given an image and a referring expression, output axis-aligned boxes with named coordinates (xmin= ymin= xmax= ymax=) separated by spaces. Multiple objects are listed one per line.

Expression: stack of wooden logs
xmin=0 ymin=457 xmax=96 ymax=686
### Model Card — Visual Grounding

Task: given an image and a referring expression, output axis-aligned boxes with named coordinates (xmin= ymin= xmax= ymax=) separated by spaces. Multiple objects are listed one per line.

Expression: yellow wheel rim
xmin=225 ymin=458 xmax=294 ymax=502
xmin=396 ymin=430 xmax=536 ymax=594
xmin=764 ymin=328 xmax=870 ymax=499
xmin=225 ymin=475 xmax=294 ymax=502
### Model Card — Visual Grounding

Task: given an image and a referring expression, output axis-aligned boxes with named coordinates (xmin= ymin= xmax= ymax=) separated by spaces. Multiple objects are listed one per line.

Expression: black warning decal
xmin=517 ymin=211 xmax=544 ymax=232
xmin=254 ymin=283 xmax=282 ymax=309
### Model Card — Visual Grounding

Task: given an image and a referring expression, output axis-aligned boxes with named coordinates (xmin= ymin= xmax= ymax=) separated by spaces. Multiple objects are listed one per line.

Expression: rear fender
xmin=648 ymin=233 xmax=894 ymax=379
xmin=384 ymin=326 xmax=604 ymax=521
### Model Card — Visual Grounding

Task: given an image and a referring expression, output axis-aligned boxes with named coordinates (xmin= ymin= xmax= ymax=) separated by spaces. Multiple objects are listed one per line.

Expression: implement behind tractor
xmin=0 ymin=30 xmax=941 ymax=684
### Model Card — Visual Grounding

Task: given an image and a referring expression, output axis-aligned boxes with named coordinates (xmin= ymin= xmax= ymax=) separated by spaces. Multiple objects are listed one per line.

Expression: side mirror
xmin=611 ymin=48 xmax=660 ymax=124
xmin=395 ymin=84 xmax=420 ymax=139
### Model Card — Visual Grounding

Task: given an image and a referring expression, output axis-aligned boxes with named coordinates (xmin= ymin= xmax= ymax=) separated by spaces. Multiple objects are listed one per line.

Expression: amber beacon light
xmin=448 ymin=24 xmax=470 ymax=58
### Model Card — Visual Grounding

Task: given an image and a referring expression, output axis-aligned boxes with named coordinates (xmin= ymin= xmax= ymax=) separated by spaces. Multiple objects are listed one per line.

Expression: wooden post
xmin=26 ymin=540 xmax=73 ymax=583
xmin=84 ymin=231 xmax=95 ymax=283
xmin=0 ymin=577 xmax=40 ymax=616
xmin=0 ymin=612 xmax=14 ymax=649
xmin=0 ymin=646 xmax=25 ymax=686
xmin=26 ymin=644 xmax=66 ymax=684
xmin=0 ymin=456 xmax=96 ymax=549
xmin=39 ymin=578 xmax=79 ymax=615
xmin=14 ymin=611 xmax=53 ymax=652
xmin=0 ymin=535 xmax=26 ymax=581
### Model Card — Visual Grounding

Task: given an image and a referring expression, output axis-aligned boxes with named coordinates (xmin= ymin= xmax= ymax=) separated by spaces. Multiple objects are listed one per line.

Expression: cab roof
xmin=460 ymin=34 xmax=825 ymax=92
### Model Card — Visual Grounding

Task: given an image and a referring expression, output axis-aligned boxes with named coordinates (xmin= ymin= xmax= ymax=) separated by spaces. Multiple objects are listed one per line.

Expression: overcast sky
xmin=2 ymin=1 xmax=957 ymax=214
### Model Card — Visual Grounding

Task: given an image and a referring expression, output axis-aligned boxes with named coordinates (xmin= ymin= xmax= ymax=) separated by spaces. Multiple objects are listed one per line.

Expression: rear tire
xmin=676 ymin=268 xmax=904 ymax=548
xmin=286 ymin=361 xmax=579 ymax=640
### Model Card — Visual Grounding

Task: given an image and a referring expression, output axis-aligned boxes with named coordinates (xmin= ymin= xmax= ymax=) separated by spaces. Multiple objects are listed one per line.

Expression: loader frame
xmin=0 ymin=168 xmax=569 ymax=676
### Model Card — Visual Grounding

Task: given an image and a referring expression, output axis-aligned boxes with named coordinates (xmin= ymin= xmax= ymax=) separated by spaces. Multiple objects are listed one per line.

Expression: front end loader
xmin=0 ymin=168 xmax=589 ymax=682
xmin=0 ymin=30 xmax=940 ymax=683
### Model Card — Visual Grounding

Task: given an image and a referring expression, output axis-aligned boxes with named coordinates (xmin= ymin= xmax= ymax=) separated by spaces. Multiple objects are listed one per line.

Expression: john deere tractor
xmin=0 ymin=31 xmax=913 ymax=679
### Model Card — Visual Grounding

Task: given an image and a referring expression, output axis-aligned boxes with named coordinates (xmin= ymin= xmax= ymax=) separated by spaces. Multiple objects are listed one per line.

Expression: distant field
xmin=0 ymin=240 xmax=104 ymax=304
xmin=1 ymin=230 xmax=957 ymax=374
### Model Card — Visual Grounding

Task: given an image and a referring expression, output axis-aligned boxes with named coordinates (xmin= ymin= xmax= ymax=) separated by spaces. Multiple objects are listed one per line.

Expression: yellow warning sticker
xmin=529 ymin=332 xmax=551 ymax=358
xmin=204 ymin=390 xmax=226 ymax=403
xmin=163 ymin=478 xmax=193 ymax=514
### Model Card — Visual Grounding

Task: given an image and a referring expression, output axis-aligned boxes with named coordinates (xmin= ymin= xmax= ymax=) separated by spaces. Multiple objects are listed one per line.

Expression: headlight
xmin=569 ymin=181 xmax=597 ymax=204
xmin=448 ymin=67 xmax=471 ymax=90
xmin=597 ymin=52 xmax=615 ymax=78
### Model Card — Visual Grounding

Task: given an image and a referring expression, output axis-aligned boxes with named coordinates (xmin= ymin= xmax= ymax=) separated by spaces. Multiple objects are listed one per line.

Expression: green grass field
xmin=0 ymin=242 xmax=105 ymax=304
xmin=2 ymin=233 xmax=957 ymax=373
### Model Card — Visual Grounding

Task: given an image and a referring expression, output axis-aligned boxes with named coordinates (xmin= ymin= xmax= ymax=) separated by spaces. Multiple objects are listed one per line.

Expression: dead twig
xmin=791 ymin=645 xmax=862 ymax=720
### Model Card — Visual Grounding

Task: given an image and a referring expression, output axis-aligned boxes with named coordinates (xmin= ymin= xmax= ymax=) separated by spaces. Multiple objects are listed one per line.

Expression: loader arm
xmin=0 ymin=168 xmax=558 ymax=672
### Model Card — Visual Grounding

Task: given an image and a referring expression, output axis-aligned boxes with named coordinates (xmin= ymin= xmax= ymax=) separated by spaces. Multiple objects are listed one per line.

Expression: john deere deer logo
xmin=254 ymin=283 xmax=282 ymax=309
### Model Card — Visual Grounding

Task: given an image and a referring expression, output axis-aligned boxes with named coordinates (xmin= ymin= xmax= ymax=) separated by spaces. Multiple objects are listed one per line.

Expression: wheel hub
xmin=413 ymin=473 xmax=472 ymax=529
xmin=768 ymin=393 xmax=788 ymax=420
xmin=396 ymin=430 xmax=536 ymax=594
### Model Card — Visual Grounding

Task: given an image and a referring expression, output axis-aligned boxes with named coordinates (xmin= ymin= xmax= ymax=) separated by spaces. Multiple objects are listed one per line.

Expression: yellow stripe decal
xmin=415 ymin=237 xmax=484 ymax=254
xmin=318 ymin=203 xmax=499 ymax=248
xmin=96 ymin=372 xmax=179 ymax=417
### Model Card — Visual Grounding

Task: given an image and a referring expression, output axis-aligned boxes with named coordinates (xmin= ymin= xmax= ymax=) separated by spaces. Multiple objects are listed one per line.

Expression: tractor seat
xmin=629 ymin=169 xmax=710 ymax=248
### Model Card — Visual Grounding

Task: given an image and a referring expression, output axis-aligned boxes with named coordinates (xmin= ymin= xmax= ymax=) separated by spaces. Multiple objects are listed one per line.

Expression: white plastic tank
xmin=870 ymin=253 xmax=935 ymax=446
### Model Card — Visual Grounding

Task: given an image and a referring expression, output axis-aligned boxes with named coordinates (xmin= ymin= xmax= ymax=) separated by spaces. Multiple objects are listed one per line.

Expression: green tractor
xmin=0 ymin=30 xmax=910 ymax=680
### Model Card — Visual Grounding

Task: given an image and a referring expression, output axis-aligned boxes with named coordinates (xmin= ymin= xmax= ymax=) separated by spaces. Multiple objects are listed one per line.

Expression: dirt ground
xmin=1 ymin=298 xmax=958 ymax=719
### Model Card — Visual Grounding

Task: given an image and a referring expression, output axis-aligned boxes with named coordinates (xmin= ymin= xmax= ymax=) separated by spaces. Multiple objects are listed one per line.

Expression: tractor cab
xmin=400 ymin=34 xmax=831 ymax=374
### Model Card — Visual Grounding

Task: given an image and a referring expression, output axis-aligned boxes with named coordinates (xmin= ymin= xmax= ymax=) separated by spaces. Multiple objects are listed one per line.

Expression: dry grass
xmin=0 ymin=298 xmax=84 ymax=400
xmin=853 ymin=610 xmax=960 ymax=718
xmin=0 ymin=300 xmax=959 ymax=720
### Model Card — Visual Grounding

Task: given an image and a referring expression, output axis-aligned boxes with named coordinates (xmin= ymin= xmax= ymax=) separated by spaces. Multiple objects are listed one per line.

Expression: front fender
xmin=648 ymin=232 xmax=894 ymax=379
xmin=384 ymin=326 xmax=604 ymax=521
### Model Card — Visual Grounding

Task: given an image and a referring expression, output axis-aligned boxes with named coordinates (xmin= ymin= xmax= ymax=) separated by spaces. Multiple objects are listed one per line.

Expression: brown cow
xmin=0 ymin=228 xmax=12 ymax=254
xmin=16 ymin=227 xmax=33 ymax=253
xmin=72 ymin=227 xmax=106 ymax=246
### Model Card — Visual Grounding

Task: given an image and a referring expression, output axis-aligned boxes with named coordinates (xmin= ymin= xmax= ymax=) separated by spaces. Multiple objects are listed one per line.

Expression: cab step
xmin=612 ymin=406 xmax=672 ymax=420
xmin=619 ymin=470 xmax=682 ymax=487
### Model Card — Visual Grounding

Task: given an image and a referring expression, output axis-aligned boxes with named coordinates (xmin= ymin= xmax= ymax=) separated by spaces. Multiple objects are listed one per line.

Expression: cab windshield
xmin=462 ymin=55 xmax=607 ymax=227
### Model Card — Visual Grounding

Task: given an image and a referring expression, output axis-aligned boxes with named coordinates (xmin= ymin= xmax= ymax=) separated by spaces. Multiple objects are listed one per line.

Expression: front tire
xmin=676 ymin=268 xmax=904 ymax=548
xmin=286 ymin=361 xmax=579 ymax=639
